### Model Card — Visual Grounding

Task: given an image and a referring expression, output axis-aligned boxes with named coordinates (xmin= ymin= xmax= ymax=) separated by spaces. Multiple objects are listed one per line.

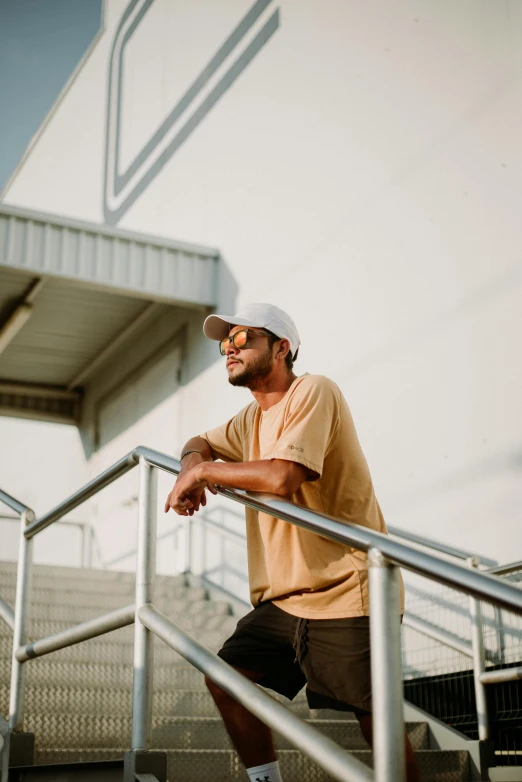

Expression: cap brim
xmin=203 ymin=314 xmax=262 ymax=342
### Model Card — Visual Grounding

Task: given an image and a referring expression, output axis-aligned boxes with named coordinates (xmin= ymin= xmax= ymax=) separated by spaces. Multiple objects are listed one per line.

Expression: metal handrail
xmin=135 ymin=445 xmax=522 ymax=613
xmin=98 ymin=505 xmax=514 ymax=660
xmin=23 ymin=452 xmax=137 ymax=538
xmin=0 ymin=597 xmax=14 ymax=630
xmin=1 ymin=513 xmax=94 ymax=569
xmin=139 ymin=604 xmax=373 ymax=782
xmin=15 ymin=604 xmax=135 ymax=662
xmin=0 ymin=490 xmax=35 ymax=522
xmin=487 ymin=560 xmax=522 ymax=577
xmin=387 ymin=524 xmax=498 ymax=567
xmin=5 ymin=444 xmax=522 ymax=782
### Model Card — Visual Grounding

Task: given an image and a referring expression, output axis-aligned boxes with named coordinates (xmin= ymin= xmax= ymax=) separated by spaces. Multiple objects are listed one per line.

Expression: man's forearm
xmin=179 ymin=436 xmax=213 ymax=470
xmin=196 ymin=459 xmax=300 ymax=496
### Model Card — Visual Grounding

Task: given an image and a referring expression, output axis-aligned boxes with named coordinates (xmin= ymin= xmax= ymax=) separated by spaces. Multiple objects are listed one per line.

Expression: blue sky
xmin=0 ymin=0 xmax=102 ymax=191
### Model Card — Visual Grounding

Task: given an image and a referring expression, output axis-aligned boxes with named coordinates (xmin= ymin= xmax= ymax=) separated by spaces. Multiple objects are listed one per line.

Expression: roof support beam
xmin=0 ymin=303 xmax=33 ymax=355
xmin=0 ymin=277 xmax=45 ymax=356
xmin=67 ymin=302 xmax=161 ymax=390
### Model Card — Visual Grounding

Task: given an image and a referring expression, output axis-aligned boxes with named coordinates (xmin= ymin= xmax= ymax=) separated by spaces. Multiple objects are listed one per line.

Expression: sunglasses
xmin=219 ymin=328 xmax=271 ymax=356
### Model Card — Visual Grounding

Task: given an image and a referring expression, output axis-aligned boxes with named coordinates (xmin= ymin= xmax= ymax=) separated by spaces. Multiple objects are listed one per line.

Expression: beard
xmin=228 ymin=350 xmax=274 ymax=389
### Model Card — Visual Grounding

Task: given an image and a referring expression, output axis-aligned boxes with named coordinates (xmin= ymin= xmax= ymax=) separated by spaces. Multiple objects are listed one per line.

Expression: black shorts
xmin=217 ymin=601 xmax=372 ymax=714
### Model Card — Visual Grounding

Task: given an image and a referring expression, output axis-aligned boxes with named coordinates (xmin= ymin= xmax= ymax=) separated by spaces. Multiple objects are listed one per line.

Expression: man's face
xmin=224 ymin=325 xmax=274 ymax=389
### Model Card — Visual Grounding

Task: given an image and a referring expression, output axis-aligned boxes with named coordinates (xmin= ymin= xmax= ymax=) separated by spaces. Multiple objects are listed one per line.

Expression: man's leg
xmin=357 ymin=712 xmax=420 ymax=782
xmin=205 ymin=667 xmax=276 ymax=768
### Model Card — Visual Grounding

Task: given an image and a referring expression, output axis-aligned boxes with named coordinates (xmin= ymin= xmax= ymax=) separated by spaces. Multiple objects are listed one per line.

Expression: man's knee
xmin=205 ymin=674 xmax=225 ymax=699
xmin=205 ymin=667 xmax=263 ymax=703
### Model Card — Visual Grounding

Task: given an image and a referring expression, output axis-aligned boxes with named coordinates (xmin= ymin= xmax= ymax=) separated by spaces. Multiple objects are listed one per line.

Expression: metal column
xmin=8 ymin=510 xmax=35 ymax=732
xmin=130 ymin=457 xmax=158 ymax=750
xmin=369 ymin=547 xmax=406 ymax=782
xmin=468 ymin=556 xmax=489 ymax=741
xmin=3 ymin=510 xmax=36 ymax=777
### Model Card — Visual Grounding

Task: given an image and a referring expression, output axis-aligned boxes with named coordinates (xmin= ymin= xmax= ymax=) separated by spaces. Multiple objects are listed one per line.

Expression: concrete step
xmin=32 ymin=748 xmax=471 ymax=781
xmin=1 ymin=562 xmax=138 ymax=581
xmin=0 ymin=658 xmax=211 ymax=690
xmin=0 ymin=596 xmax=230 ymax=624
xmin=0 ymin=686 xmax=311 ymax=720
xmin=0 ymin=578 xmax=205 ymax=600
xmin=25 ymin=713 xmax=429 ymax=751
xmin=0 ymin=613 xmax=238 ymax=642
xmin=0 ymin=562 xmax=186 ymax=588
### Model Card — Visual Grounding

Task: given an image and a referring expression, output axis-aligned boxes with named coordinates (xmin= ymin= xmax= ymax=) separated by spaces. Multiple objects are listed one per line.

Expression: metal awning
xmin=0 ymin=203 xmax=219 ymax=424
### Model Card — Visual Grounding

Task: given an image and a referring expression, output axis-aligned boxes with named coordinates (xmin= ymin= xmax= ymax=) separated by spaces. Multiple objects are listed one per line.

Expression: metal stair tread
xmin=23 ymin=713 xmax=429 ymax=751
xmin=33 ymin=748 xmax=471 ymax=781
xmin=0 ymin=562 xmax=186 ymax=586
xmin=7 ymin=600 xmax=232 ymax=623
xmin=0 ymin=685 xmax=313 ymax=719
xmin=0 ymin=561 xmax=472 ymax=780
xmin=0 ymin=617 xmax=238 ymax=641
xmin=0 ymin=638 xmax=227 ymax=663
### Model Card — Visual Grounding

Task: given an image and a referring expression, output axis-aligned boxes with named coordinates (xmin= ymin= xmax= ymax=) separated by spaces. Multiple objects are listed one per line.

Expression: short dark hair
xmin=265 ymin=330 xmax=297 ymax=371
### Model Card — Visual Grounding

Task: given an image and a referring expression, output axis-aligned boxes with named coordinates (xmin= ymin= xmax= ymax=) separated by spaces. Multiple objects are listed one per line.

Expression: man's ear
xmin=277 ymin=338 xmax=291 ymax=361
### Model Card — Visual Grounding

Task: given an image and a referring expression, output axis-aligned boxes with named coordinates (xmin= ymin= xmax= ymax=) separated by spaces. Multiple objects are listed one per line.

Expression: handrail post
xmin=126 ymin=457 xmax=166 ymax=782
xmin=131 ymin=457 xmax=157 ymax=749
xmin=369 ymin=548 xmax=406 ymax=782
xmin=3 ymin=510 xmax=36 ymax=775
xmin=9 ymin=510 xmax=34 ymax=732
xmin=468 ymin=556 xmax=490 ymax=741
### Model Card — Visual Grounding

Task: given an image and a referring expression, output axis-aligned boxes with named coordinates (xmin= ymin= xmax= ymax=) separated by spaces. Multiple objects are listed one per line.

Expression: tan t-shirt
xmin=202 ymin=374 xmax=404 ymax=619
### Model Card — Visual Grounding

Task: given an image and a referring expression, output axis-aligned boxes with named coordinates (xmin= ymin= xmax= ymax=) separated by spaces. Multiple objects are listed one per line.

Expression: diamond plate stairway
xmin=0 ymin=562 xmax=471 ymax=781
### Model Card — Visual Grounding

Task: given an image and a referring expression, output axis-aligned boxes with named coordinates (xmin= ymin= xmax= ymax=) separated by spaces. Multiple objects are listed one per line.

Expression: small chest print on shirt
xmin=287 ymin=445 xmax=304 ymax=452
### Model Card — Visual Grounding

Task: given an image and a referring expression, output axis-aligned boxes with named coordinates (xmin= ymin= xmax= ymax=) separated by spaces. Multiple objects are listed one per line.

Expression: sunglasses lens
xmin=233 ymin=330 xmax=248 ymax=348
xmin=219 ymin=340 xmax=227 ymax=355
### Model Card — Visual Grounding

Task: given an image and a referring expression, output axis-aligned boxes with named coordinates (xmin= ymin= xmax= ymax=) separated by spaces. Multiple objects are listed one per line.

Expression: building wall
xmin=2 ymin=0 xmax=522 ymax=566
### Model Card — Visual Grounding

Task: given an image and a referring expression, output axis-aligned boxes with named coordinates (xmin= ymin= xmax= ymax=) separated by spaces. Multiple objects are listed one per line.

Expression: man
xmin=165 ymin=303 xmax=419 ymax=782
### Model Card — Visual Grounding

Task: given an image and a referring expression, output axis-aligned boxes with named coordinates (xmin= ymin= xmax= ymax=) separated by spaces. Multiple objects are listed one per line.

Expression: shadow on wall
xmin=103 ymin=0 xmax=280 ymax=225
xmin=78 ymin=254 xmax=238 ymax=459
xmin=185 ymin=252 xmax=239 ymax=385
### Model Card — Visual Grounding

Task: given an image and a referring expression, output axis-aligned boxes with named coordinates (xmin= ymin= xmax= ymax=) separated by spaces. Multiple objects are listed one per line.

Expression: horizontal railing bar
xmin=401 ymin=614 xmax=496 ymax=664
xmin=220 ymin=492 xmax=522 ymax=616
xmin=480 ymin=666 xmax=522 ymax=685
xmin=0 ymin=489 xmax=35 ymax=522
xmin=15 ymin=604 xmax=135 ymax=662
xmin=387 ymin=525 xmax=497 ymax=567
xmin=139 ymin=604 xmax=373 ymax=782
xmin=0 ymin=597 xmax=15 ymax=630
xmin=24 ymin=452 xmax=139 ymax=539
xmin=135 ymin=445 xmax=522 ymax=616
xmin=403 ymin=614 xmax=474 ymax=658
xmin=487 ymin=560 xmax=522 ymax=577
xmin=1 ymin=514 xmax=89 ymax=530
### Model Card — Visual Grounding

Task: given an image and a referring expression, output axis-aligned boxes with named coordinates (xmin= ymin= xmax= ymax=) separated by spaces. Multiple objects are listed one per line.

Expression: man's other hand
xmin=164 ymin=463 xmax=217 ymax=516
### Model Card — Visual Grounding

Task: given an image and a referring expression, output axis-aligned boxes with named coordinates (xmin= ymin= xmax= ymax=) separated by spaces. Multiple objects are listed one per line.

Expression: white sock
xmin=247 ymin=760 xmax=283 ymax=782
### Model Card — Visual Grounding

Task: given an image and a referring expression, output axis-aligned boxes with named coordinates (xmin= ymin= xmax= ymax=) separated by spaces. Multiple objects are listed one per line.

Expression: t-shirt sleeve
xmin=267 ymin=377 xmax=339 ymax=479
xmin=201 ymin=404 xmax=251 ymax=463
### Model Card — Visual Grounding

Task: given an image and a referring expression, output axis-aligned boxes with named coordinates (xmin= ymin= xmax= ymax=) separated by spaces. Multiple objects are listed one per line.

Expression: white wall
xmin=2 ymin=0 xmax=522 ymax=567
xmin=0 ymin=418 xmax=88 ymax=565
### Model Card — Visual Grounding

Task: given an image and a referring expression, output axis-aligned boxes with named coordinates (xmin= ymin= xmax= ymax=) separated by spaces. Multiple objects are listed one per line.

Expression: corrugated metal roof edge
xmin=0 ymin=202 xmax=220 ymax=259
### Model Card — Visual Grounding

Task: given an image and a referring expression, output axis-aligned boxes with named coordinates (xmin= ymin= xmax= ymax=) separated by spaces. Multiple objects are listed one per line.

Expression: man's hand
xmin=165 ymin=462 xmax=217 ymax=516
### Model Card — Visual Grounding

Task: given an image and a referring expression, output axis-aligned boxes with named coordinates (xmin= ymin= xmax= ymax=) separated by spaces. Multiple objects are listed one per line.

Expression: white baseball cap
xmin=203 ymin=303 xmax=301 ymax=358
